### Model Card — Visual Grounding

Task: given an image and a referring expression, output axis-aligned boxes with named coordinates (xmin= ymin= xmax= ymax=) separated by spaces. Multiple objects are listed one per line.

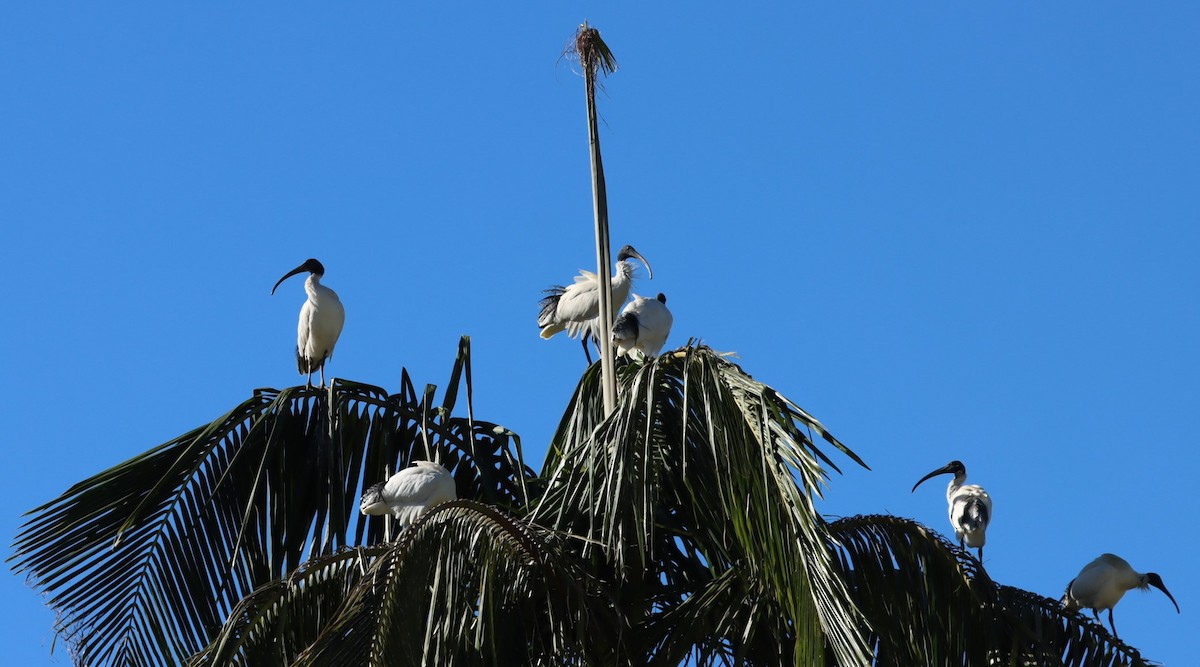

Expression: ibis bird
xmin=537 ymin=244 xmax=653 ymax=363
xmin=271 ymin=258 xmax=345 ymax=388
xmin=359 ymin=461 xmax=458 ymax=528
xmin=912 ymin=460 xmax=992 ymax=561
xmin=1061 ymin=553 xmax=1179 ymax=638
xmin=612 ymin=293 xmax=673 ymax=360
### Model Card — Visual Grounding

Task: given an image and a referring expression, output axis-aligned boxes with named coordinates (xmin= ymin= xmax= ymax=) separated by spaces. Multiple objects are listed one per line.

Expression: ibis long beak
xmin=271 ymin=262 xmax=310 ymax=295
xmin=1149 ymin=576 xmax=1181 ymax=613
xmin=626 ymin=246 xmax=653 ymax=280
xmin=911 ymin=464 xmax=955 ymax=493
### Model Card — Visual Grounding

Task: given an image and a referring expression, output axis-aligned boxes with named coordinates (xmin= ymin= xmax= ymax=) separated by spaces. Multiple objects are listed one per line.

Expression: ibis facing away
xmin=538 ymin=244 xmax=652 ymax=363
xmin=1061 ymin=553 xmax=1179 ymax=638
xmin=271 ymin=258 xmax=345 ymax=388
xmin=360 ymin=461 xmax=457 ymax=528
xmin=612 ymin=293 xmax=673 ymax=360
xmin=912 ymin=460 xmax=992 ymax=561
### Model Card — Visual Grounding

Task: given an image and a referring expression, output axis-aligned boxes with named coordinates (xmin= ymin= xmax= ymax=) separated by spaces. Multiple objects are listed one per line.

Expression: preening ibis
xmin=360 ymin=461 xmax=457 ymax=528
xmin=1061 ymin=553 xmax=1179 ymax=638
xmin=612 ymin=293 xmax=673 ymax=360
xmin=537 ymin=244 xmax=652 ymax=363
xmin=912 ymin=460 xmax=992 ymax=561
xmin=271 ymin=258 xmax=345 ymax=388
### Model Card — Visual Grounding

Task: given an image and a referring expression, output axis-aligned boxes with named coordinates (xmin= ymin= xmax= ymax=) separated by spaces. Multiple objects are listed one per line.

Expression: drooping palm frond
xmin=532 ymin=345 xmax=872 ymax=666
xmin=10 ymin=337 xmax=534 ymax=667
xmin=197 ymin=500 xmax=620 ymax=667
xmin=186 ymin=544 xmax=385 ymax=667
xmin=993 ymin=585 xmax=1153 ymax=667
xmin=826 ymin=514 xmax=1001 ymax=666
xmin=826 ymin=515 xmax=1154 ymax=667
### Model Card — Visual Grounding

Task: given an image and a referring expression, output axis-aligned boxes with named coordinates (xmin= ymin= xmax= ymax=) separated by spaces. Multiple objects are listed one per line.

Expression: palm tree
xmin=12 ymin=339 xmax=1154 ymax=666
xmin=9 ymin=22 xmax=1159 ymax=667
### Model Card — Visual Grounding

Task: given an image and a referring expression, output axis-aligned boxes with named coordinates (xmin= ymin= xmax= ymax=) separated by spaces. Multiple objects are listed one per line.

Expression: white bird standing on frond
xmin=1061 ymin=553 xmax=1179 ymax=638
xmin=612 ymin=293 xmax=673 ymax=360
xmin=912 ymin=460 xmax=992 ymax=562
xmin=538 ymin=244 xmax=653 ymax=363
xmin=271 ymin=258 xmax=345 ymax=388
xmin=359 ymin=461 xmax=457 ymax=528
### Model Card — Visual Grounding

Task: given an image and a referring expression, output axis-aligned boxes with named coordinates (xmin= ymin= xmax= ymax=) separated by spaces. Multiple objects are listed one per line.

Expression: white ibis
xmin=271 ymin=258 xmax=345 ymax=388
xmin=359 ymin=461 xmax=458 ymax=528
xmin=612 ymin=293 xmax=673 ymax=360
xmin=912 ymin=460 xmax=992 ymax=561
xmin=537 ymin=244 xmax=652 ymax=363
xmin=1061 ymin=553 xmax=1179 ymax=638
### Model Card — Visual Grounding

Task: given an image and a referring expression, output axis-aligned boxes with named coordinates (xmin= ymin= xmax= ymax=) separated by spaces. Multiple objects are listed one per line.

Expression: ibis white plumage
xmin=912 ymin=460 xmax=992 ymax=561
xmin=1061 ymin=553 xmax=1179 ymax=638
xmin=359 ymin=460 xmax=458 ymax=527
xmin=612 ymin=293 xmax=673 ymax=360
xmin=537 ymin=244 xmax=652 ymax=362
xmin=271 ymin=258 xmax=345 ymax=388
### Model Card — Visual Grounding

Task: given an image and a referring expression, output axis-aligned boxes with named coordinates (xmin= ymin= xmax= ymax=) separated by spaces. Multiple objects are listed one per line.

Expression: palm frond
xmin=827 ymin=514 xmax=999 ymax=666
xmin=993 ymin=585 xmax=1153 ymax=667
xmin=533 ymin=345 xmax=872 ymax=665
xmin=10 ymin=337 xmax=533 ymax=666
xmin=826 ymin=515 xmax=1153 ymax=667
xmin=284 ymin=501 xmax=621 ymax=666
xmin=186 ymin=545 xmax=385 ymax=667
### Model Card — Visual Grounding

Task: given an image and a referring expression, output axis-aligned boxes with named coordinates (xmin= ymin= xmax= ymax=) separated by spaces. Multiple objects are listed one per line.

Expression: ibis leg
xmin=1107 ymin=609 xmax=1118 ymax=638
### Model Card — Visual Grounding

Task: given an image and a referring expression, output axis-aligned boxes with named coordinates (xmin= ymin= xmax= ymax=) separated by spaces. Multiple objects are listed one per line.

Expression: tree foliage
xmin=12 ymin=341 xmax=1157 ymax=666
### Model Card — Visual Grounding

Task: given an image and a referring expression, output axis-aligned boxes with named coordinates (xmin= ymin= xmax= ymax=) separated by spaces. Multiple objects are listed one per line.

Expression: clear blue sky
xmin=3 ymin=4 xmax=1197 ymax=664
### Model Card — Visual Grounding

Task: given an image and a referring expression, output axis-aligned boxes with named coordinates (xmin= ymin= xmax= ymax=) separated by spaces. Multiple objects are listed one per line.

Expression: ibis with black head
xmin=912 ymin=460 xmax=992 ymax=561
xmin=1061 ymin=553 xmax=1179 ymax=638
xmin=360 ymin=460 xmax=457 ymax=528
xmin=271 ymin=258 xmax=345 ymax=388
xmin=538 ymin=244 xmax=652 ymax=363
xmin=612 ymin=292 xmax=673 ymax=360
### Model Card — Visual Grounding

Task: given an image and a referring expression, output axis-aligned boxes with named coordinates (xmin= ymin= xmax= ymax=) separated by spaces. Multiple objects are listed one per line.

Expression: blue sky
xmin=3 ymin=3 xmax=1197 ymax=664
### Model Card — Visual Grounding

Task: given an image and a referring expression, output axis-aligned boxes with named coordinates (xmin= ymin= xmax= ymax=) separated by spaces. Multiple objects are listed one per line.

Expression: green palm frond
xmin=827 ymin=515 xmax=1000 ymax=665
xmin=10 ymin=337 xmax=533 ymax=666
xmin=827 ymin=515 xmax=1153 ymax=667
xmin=186 ymin=544 xmax=385 ymax=667
xmin=533 ymin=345 xmax=872 ymax=666
xmin=251 ymin=500 xmax=620 ymax=667
xmin=993 ymin=585 xmax=1152 ymax=667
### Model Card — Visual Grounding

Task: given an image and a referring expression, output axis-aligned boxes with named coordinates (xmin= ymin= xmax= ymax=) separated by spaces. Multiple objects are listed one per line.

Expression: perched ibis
xmin=1061 ymin=553 xmax=1179 ymax=638
xmin=359 ymin=461 xmax=457 ymax=528
xmin=537 ymin=244 xmax=652 ymax=363
xmin=612 ymin=293 xmax=673 ymax=360
xmin=912 ymin=460 xmax=992 ymax=561
xmin=271 ymin=258 xmax=345 ymax=388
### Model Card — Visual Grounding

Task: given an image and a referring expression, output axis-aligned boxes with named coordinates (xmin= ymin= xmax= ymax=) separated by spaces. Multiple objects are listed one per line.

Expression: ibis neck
xmin=614 ymin=259 xmax=634 ymax=283
xmin=305 ymin=274 xmax=322 ymax=300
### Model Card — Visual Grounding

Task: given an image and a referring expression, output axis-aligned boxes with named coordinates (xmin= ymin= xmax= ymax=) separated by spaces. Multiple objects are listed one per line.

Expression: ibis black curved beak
xmin=271 ymin=258 xmax=324 ymax=295
xmin=1148 ymin=574 xmax=1181 ymax=613
xmin=911 ymin=464 xmax=955 ymax=493
xmin=618 ymin=244 xmax=653 ymax=280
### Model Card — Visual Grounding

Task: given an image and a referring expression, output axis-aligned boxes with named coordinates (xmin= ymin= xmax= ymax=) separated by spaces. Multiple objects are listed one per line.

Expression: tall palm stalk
xmin=573 ymin=22 xmax=620 ymax=414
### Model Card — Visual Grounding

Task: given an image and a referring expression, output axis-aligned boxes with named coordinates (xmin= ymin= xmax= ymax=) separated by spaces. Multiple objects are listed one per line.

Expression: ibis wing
xmin=633 ymin=298 xmax=673 ymax=357
xmin=382 ymin=466 xmax=457 ymax=525
xmin=612 ymin=312 xmax=639 ymax=350
xmin=296 ymin=302 xmax=315 ymax=374
xmin=537 ymin=286 xmax=566 ymax=328
xmin=382 ymin=467 xmax=441 ymax=506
